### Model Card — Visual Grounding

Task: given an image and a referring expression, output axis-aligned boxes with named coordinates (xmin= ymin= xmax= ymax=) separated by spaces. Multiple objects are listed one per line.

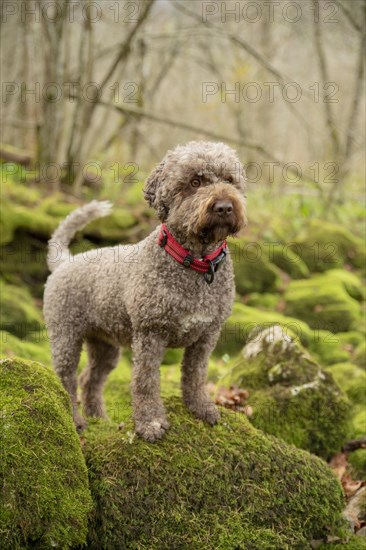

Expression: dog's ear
xmin=144 ymin=159 xmax=169 ymax=221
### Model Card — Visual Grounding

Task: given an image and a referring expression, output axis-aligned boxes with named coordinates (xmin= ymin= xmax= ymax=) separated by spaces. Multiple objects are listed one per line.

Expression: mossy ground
xmin=0 ymin=358 xmax=93 ymax=549
xmin=84 ymin=398 xmax=345 ymax=550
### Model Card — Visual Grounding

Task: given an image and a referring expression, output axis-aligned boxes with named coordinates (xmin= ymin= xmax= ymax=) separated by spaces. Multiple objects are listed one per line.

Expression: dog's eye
xmin=225 ymin=176 xmax=234 ymax=183
xmin=191 ymin=178 xmax=201 ymax=188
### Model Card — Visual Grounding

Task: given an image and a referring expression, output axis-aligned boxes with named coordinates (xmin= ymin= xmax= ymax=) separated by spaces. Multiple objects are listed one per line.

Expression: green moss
xmin=0 ymin=278 xmax=43 ymax=337
xmin=124 ymin=181 xmax=145 ymax=206
xmin=310 ymin=330 xmax=362 ymax=366
xmin=354 ymin=341 xmax=366 ymax=369
xmin=215 ymin=302 xmax=312 ymax=357
xmin=293 ymin=219 xmax=365 ymax=272
xmin=284 ymin=275 xmax=361 ymax=332
xmin=245 ymin=292 xmax=280 ymax=310
xmin=325 ymin=363 xmax=366 ymax=405
xmin=162 ymin=347 xmax=184 ymax=365
xmin=349 ymin=449 xmax=366 ymax=479
xmin=0 ymin=237 xmax=48 ymax=298
xmin=0 ymin=330 xmax=51 ymax=364
xmin=270 ymin=245 xmax=310 ymax=279
xmin=228 ymin=237 xmax=281 ymax=295
xmin=83 ymin=398 xmax=344 ymax=549
xmin=227 ymin=327 xmax=350 ymax=458
xmin=0 ymin=358 xmax=93 ymax=549
xmin=352 ymin=408 xmax=366 ymax=439
xmin=323 ymin=269 xmax=365 ymax=301
xmin=318 ymin=536 xmax=366 ymax=549
xmin=86 ymin=208 xmax=137 ymax=241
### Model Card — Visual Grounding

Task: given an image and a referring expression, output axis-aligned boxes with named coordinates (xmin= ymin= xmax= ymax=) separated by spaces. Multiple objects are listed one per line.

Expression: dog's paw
xmin=82 ymin=400 xmax=109 ymax=420
xmin=135 ymin=419 xmax=169 ymax=443
xmin=186 ymin=400 xmax=220 ymax=426
xmin=74 ymin=413 xmax=88 ymax=434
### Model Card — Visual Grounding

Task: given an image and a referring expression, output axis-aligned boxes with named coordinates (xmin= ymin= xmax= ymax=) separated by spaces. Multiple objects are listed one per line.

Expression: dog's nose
xmin=213 ymin=200 xmax=233 ymax=216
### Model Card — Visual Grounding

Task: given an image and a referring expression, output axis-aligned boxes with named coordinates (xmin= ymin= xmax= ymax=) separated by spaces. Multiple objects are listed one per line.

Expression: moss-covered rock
xmin=0 ymin=235 xmax=49 ymax=298
xmin=325 ymin=363 xmax=366 ymax=406
xmin=228 ymin=237 xmax=281 ymax=295
xmin=0 ymin=278 xmax=43 ymax=337
xmin=324 ymin=362 xmax=366 ymax=477
xmin=354 ymin=341 xmax=366 ymax=369
xmin=86 ymin=208 xmax=137 ymax=240
xmin=227 ymin=326 xmax=350 ymax=458
xmin=0 ymin=330 xmax=51 ymax=364
xmin=270 ymin=244 xmax=310 ymax=279
xmin=349 ymin=449 xmax=366 ymax=479
xmin=0 ymin=358 xmax=92 ymax=549
xmin=292 ymin=220 xmax=365 ymax=272
xmin=310 ymin=330 xmax=365 ymax=366
xmin=284 ymin=274 xmax=361 ymax=332
xmin=245 ymin=292 xmax=280 ymax=310
xmin=215 ymin=302 xmax=312 ymax=357
xmin=83 ymin=398 xmax=344 ymax=549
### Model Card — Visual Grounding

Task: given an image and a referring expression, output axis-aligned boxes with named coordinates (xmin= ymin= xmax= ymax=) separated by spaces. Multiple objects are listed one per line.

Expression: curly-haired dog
xmin=43 ymin=141 xmax=247 ymax=442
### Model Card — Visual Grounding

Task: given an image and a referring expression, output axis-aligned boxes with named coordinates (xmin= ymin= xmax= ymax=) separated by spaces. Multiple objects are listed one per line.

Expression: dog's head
xmin=144 ymin=141 xmax=247 ymax=246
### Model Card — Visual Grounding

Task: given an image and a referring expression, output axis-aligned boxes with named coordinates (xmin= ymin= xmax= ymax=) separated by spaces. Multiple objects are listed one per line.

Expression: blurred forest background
xmin=1 ymin=1 xmax=366 ymax=546
xmin=1 ymin=0 xmax=365 ymax=206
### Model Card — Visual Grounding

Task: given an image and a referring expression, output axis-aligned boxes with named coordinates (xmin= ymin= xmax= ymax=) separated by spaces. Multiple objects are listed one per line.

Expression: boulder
xmin=0 ymin=278 xmax=43 ymax=338
xmin=83 ymin=398 xmax=344 ymax=549
xmin=214 ymin=302 xmax=312 ymax=357
xmin=292 ymin=220 xmax=365 ymax=272
xmin=228 ymin=237 xmax=281 ymax=295
xmin=310 ymin=330 xmax=364 ymax=366
xmin=284 ymin=274 xmax=361 ymax=332
xmin=270 ymin=244 xmax=310 ymax=279
xmin=0 ymin=358 xmax=92 ymax=548
xmin=226 ymin=326 xmax=350 ymax=458
xmin=325 ymin=362 xmax=366 ymax=477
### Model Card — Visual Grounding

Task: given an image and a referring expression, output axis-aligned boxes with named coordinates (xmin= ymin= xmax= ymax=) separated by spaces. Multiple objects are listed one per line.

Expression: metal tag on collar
xmin=204 ymin=260 xmax=215 ymax=284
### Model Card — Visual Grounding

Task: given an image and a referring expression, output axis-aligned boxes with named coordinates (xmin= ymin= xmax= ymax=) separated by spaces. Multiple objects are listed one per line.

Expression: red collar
xmin=157 ymin=224 xmax=227 ymax=284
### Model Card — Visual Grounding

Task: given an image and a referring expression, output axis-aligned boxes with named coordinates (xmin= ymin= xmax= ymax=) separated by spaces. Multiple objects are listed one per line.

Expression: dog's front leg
xmin=131 ymin=332 xmax=169 ymax=442
xmin=181 ymin=331 xmax=220 ymax=426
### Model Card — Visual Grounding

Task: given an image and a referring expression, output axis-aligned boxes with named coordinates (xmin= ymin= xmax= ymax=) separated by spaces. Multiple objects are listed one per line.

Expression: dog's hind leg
xmin=50 ymin=332 xmax=85 ymax=432
xmin=79 ymin=337 xmax=120 ymax=420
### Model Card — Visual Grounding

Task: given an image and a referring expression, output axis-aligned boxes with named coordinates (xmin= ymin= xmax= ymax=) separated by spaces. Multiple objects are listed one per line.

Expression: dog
xmin=43 ymin=141 xmax=247 ymax=441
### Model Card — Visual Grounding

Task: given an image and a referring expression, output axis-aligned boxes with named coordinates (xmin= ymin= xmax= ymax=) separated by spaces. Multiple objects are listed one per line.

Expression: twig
xmin=343 ymin=437 xmax=366 ymax=453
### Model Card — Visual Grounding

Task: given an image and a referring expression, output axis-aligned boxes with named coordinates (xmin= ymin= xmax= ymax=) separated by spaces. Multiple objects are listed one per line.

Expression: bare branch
xmin=95 ymin=99 xmax=322 ymax=187
xmin=172 ymin=0 xmax=292 ymax=85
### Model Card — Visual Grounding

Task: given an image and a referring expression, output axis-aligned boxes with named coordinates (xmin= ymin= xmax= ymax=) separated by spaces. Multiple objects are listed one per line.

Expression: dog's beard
xmin=198 ymin=218 xmax=240 ymax=244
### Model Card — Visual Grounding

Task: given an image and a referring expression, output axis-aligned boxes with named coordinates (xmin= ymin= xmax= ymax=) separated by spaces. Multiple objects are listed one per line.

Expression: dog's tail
xmin=47 ymin=200 xmax=112 ymax=272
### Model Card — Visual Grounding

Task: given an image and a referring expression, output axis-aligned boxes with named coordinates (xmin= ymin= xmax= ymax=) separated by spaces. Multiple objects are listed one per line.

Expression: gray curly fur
xmin=43 ymin=141 xmax=247 ymax=442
